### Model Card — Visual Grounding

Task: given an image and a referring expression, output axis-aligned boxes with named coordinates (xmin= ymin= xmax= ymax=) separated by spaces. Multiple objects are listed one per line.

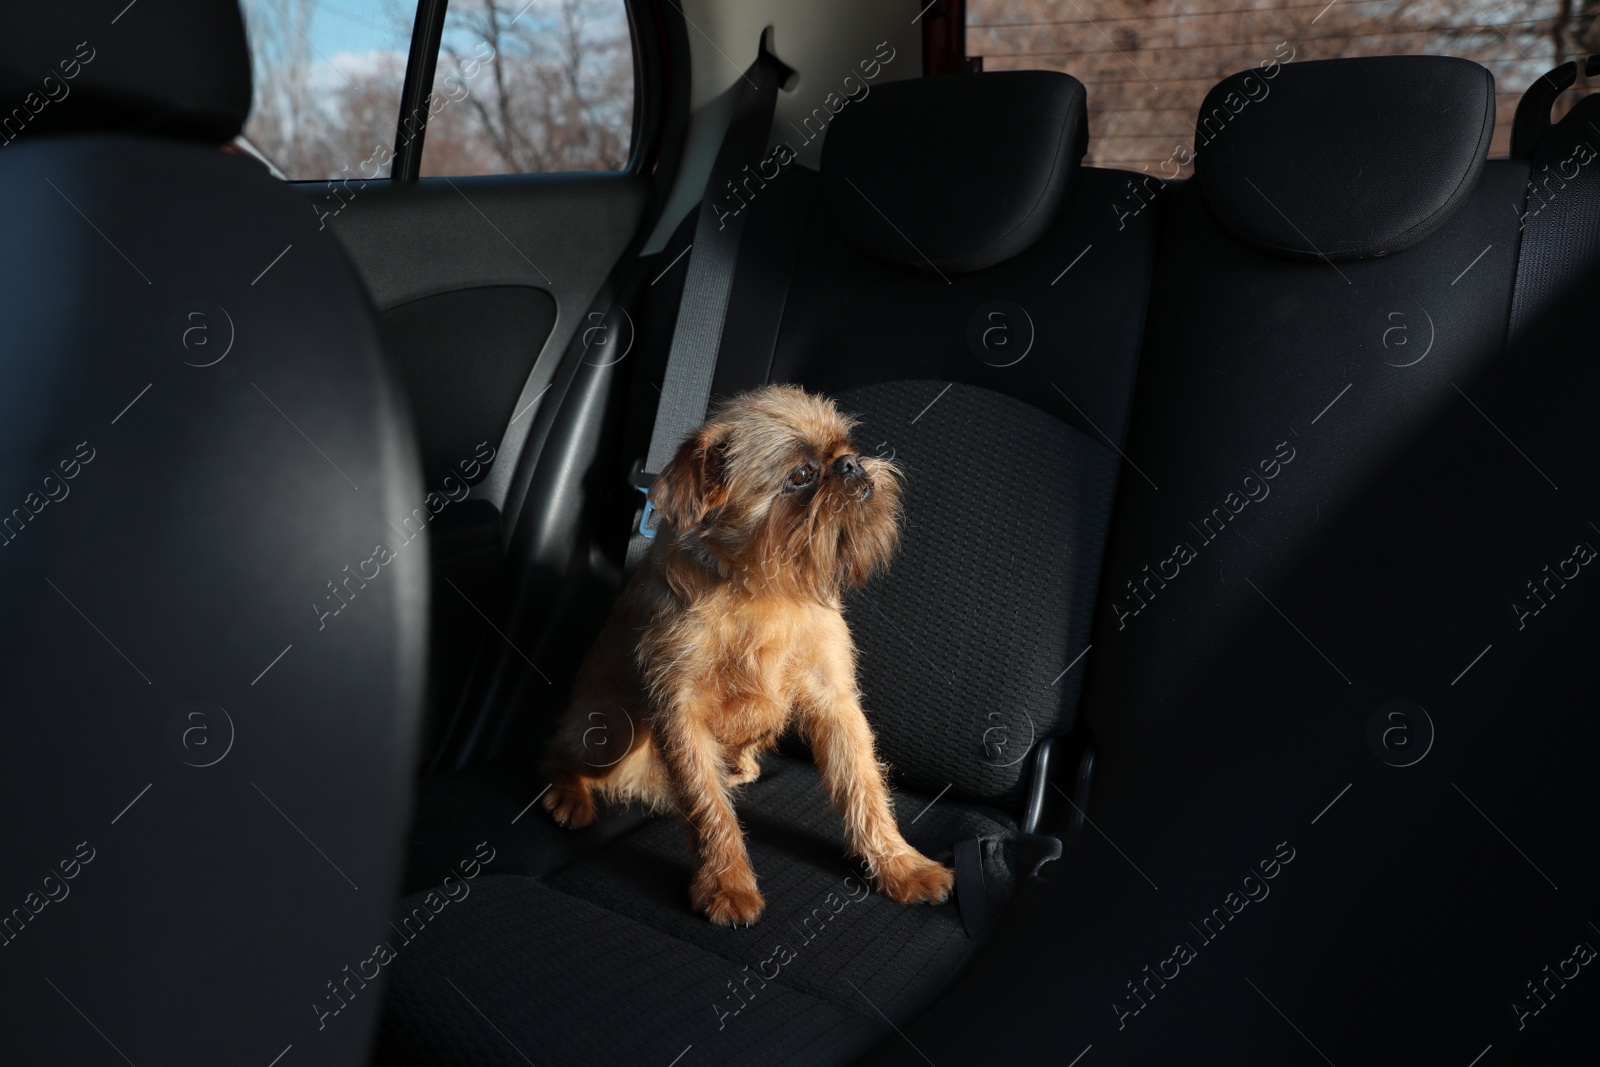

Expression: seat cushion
xmin=375 ymin=876 xmax=879 ymax=1066
xmin=377 ymin=756 xmax=1013 ymax=1064
xmin=838 ymin=381 xmax=1121 ymax=810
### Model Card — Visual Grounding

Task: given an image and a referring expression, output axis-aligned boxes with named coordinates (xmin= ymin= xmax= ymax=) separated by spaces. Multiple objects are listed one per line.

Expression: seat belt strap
xmin=1507 ymin=66 xmax=1600 ymax=346
xmin=954 ymin=832 xmax=1063 ymax=939
xmin=627 ymin=39 xmax=792 ymax=565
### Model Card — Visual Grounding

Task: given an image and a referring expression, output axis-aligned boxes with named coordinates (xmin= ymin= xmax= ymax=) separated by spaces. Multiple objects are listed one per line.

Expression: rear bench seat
xmin=378 ymin=55 xmax=1600 ymax=1065
xmin=376 ymin=71 xmax=1159 ymax=1064
xmin=864 ymin=57 xmax=1600 ymax=1063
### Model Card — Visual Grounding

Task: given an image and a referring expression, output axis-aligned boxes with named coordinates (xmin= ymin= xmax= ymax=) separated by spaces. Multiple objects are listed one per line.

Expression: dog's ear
xmin=651 ymin=428 xmax=730 ymax=529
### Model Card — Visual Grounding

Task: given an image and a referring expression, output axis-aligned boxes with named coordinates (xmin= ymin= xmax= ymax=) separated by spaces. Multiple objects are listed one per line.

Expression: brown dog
xmin=542 ymin=385 xmax=953 ymax=925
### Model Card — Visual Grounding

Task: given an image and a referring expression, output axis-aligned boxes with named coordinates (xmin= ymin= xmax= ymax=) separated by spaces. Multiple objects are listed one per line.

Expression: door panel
xmin=307 ymin=172 xmax=651 ymax=763
xmin=377 ymin=284 xmax=556 ymax=490
xmin=314 ymin=173 xmax=651 ymax=507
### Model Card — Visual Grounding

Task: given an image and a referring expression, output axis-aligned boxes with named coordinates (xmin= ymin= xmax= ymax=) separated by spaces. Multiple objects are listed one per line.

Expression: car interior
xmin=3 ymin=0 xmax=1597 ymax=1064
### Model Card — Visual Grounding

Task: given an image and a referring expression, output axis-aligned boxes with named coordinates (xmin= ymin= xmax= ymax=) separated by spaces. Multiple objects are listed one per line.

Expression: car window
xmin=420 ymin=0 xmax=636 ymax=176
xmin=239 ymin=0 xmax=418 ymax=181
xmin=968 ymin=0 xmax=1600 ymax=177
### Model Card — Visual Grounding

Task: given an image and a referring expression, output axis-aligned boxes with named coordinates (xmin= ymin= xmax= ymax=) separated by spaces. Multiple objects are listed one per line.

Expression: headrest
xmin=0 ymin=1 xmax=251 ymax=144
xmin=822 ymin=71 xmax=1087 ymax=274
xmin=1196 ymin=56 xmax=1495 ymax=261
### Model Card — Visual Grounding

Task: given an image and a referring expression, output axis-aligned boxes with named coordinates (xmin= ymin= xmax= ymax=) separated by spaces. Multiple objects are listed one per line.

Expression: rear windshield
xmin=968 ymin=0 xmax=1600 ymax=176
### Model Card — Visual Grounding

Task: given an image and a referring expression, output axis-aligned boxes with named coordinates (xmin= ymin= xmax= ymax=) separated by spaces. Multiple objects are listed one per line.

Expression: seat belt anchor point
xmin=629 ymin=460 xmax=660 ymax=539
xmin=637 ymin=490 xmax=659 ymax=539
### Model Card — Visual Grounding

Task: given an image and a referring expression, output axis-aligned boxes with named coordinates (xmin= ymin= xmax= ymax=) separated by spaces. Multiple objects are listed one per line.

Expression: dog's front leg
xmin=656 ymin=706 xmax=766 ymax=925
xmin=801 ymin=694 xmax=954 ymax=906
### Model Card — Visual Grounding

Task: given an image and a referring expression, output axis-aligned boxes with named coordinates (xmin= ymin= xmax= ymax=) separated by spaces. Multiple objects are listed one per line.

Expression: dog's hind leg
xmin=543 ymin=700 xmax=650 ymax=828
xmin=592 ymin=737 xmax=676 ymax=814
xmin=726 ymin=743 xmax=764 ymax=786
xmin=543 ymin=769 xmax=599 ymax=828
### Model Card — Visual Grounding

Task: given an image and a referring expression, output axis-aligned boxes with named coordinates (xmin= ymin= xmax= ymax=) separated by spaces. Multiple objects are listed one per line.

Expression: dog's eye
xmin=786 ymin=462 xmax=817 ymax=490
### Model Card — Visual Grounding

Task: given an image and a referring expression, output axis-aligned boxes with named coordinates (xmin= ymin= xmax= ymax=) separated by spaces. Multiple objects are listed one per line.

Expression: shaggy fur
xmin=542 ymin=385 xmax=953 ymax=925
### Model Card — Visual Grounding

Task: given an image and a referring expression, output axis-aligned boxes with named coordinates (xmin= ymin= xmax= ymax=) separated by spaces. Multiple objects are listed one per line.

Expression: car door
xmin=238 ymin=0 xmax=685 ymax=771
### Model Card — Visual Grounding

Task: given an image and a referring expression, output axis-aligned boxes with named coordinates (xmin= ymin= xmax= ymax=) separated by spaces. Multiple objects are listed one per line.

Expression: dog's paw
xmin=875 ymin=852 xmax=954 ymax=905
xmin=542 ymin=780 xmax=596 ymax=829
xmin=726 ymin=754 xmax=763 ymax=787
xmin=692 ymin=869 xmax=766 ymax=926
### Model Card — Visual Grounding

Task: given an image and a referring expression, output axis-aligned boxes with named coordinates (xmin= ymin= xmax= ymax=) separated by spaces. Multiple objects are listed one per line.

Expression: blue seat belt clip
xmin=636 ymin=486 xmax=659 ymax=538
xmin=629 ymin=460 xmax=660 ymax=539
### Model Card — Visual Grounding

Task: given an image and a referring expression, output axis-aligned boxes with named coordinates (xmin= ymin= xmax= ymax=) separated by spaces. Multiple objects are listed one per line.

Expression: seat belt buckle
xmin=628 ymin=459 xmax=660 ymax=539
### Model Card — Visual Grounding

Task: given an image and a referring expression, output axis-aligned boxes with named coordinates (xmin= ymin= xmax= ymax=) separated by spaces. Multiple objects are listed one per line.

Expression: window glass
xmin=968 ymin=0 xmax=1600 ymax=177
xmin=239 ymin=0 xmax=417 ymax=180
xmin=421 ymin=0 xmax=636 ymax=176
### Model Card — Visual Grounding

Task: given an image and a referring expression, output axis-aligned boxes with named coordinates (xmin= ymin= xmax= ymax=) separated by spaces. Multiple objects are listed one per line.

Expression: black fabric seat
xmin=837 ymin=380 xmax=1119 ymax=808
xmin=0 ymin=4 xmax=426 ymax=1063
xmin=383 ymin=52 xmax=1600 ymax=1066
xmin=382 ymin=876 xmax=878 ymax=1066
xmin=379 ymin=756 xmax=1008 ymax=1065
xmin=378 ymin=70 xmax=1157 ymax=1065
xmin=864 ymin=56 xmax=1600 ymax=1064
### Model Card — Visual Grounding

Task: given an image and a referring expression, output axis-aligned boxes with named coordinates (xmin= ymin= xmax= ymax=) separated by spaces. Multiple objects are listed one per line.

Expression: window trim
xmin=387 ymin=0 xmax=655 ymax=181
xmin=391 ymin=0 xmax=450 ymax=180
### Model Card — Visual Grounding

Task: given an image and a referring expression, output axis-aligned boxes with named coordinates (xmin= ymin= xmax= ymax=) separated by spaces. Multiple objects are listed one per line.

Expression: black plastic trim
xmin=392 ymin=0 xmax=449 ymax=180
xmin=1021 ymin=735 xmax=1058 ymax=833
xmin=636 ymin=0 xmax=695 ymax=214
xmin=1021 ymin=734 xmax=1095 ymax=834
xmin=1511 ymin=60 xmax=1578 ymax=160
xmin=1067 ymin=740 xmax=1094 ymax=833
xmin=623 ymin=0 xmax=665 ymax=178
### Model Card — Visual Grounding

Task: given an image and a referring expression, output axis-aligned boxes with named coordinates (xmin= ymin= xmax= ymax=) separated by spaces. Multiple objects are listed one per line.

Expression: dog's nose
xmin=832 ymin=454 xmax=864 ymax=481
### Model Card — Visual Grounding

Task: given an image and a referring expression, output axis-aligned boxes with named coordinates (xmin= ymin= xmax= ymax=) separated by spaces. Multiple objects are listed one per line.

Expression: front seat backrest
xmin=0 ymin=3 xmax=426 ymax=1064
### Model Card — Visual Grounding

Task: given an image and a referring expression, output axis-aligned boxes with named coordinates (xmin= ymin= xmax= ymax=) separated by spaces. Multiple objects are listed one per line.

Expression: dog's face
xmin=651 ymin=385 xmax=901 ymax=597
